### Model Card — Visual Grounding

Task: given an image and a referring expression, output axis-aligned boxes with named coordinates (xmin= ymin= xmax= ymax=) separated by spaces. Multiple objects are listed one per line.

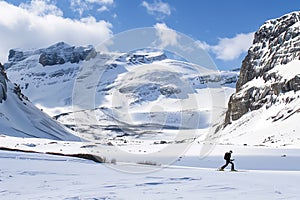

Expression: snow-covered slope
xmin=5 ymin=43 xmax=238 ymax=141
xmin=217 ymin=11 xmax=300 ymax=146
xmin=0 ymin=63 xmax=80 ymax=141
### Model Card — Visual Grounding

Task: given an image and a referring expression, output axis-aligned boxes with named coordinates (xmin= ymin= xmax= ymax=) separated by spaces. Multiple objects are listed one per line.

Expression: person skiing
xmin=219 ymin=150 xmax=236 ymax=171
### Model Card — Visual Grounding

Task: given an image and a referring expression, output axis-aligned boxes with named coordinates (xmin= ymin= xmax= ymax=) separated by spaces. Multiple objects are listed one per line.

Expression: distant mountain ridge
xmin=4 ymin=42 xmax=239 ymax=115
xmin=4 ymin=42 xmax=238 ymax=140
xmin=5 ymin=42 xmax=96 ymax=68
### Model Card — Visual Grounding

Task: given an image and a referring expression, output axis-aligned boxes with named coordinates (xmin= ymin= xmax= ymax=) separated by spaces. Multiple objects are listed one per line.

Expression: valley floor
xmin=1 ymin=146 xmax=300 ymax=199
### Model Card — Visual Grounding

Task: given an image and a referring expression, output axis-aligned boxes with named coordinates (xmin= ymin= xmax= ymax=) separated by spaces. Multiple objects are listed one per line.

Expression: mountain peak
xmin=6 ymin=42 xmax=96 ymax=68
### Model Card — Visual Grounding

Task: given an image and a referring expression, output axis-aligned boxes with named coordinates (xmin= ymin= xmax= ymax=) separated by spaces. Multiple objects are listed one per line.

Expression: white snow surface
xmin=1 ymin=146 xmax=300 ymax=199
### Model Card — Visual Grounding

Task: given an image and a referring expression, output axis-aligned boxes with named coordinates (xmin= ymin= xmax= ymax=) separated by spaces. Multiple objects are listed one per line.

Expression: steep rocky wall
xmin=225 ymin=12 xmax=300 ymax=126
xmin=0 ymin=63 xmax=7 ymax=103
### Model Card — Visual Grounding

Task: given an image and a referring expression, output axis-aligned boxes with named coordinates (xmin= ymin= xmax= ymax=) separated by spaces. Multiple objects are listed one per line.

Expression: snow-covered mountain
xmin=217 ymin=11 xmax=300 ymax=146
xmin=4 ymin=42 xmax=96 ymax=116
xmin=0 ymin=62 xmax=80 ymax=141
xmin=4 ymin=42 xmax=238 ymax=141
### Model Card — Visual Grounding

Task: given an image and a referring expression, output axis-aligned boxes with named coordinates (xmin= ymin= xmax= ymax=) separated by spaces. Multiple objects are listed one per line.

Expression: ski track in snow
xmin=1 ymin=150 xmax=300 ymax=200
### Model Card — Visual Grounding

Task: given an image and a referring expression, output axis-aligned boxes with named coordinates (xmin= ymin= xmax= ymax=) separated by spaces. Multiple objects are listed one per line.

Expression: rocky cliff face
xmin=225 ymin=11 xmax=300 ymax=126
xmin=5 ymin=42 xmax=96 ymax=68
xmin=0 ymin=63 xmax=7 ymax=103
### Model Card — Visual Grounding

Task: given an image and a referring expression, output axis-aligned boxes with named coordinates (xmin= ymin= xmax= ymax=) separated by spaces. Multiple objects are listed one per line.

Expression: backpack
xmin=224 ymin=152 xmax=231 ymax=160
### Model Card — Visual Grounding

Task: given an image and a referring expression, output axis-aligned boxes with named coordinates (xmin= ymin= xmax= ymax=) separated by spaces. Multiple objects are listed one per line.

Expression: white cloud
xmin=154 ymin=23 xmax=179 ymax=48
xmin=211 ymin=32 xmax=254 ymax=61
xmin=20 ymin=0 xmax=63 ymax=17
xmin=112 ymin=13 xmax=117 ymax=19
xmin=142 ymin=0 xmax=171 ymax=20
xmin=70 ymin=0 xmax=91 ymax=16
xmin=0 ymin=1 xmax=113 ymax=63
xmin=70 ymin=0 xmax=114 ymax=16
xmin=194 ymin=33 xmax=254 ymax=61
xmin=97 ymin=6 xmax=109 ymax=12
xmin=86 ymin=0 xmax=114 ymax=4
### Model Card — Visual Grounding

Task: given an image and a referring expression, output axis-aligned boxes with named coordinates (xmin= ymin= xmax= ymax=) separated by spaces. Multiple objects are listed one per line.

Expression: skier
xmin=219 ymin=150 xmax=236 ymax=171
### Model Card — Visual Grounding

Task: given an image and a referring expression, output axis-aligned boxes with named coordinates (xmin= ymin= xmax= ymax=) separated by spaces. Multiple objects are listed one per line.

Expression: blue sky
xmin=1 ymin=0 xmax=299 ymax=70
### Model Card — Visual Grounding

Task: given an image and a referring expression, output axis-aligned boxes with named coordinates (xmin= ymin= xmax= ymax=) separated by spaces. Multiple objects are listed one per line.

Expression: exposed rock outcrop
xmin=6 ymin=42 xmax=96 ymax=68
xmin=0 ymin=63 xmax=7 ymax=103
xmin=38 ymin=42 xmax=96 ymax=66
xmin=225 ymin=11 xmax=300 ymax=126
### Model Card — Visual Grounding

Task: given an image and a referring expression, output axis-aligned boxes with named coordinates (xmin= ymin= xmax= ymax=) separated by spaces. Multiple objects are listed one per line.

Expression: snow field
xmin=1 ymin=150 xmax=300 ymax=200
